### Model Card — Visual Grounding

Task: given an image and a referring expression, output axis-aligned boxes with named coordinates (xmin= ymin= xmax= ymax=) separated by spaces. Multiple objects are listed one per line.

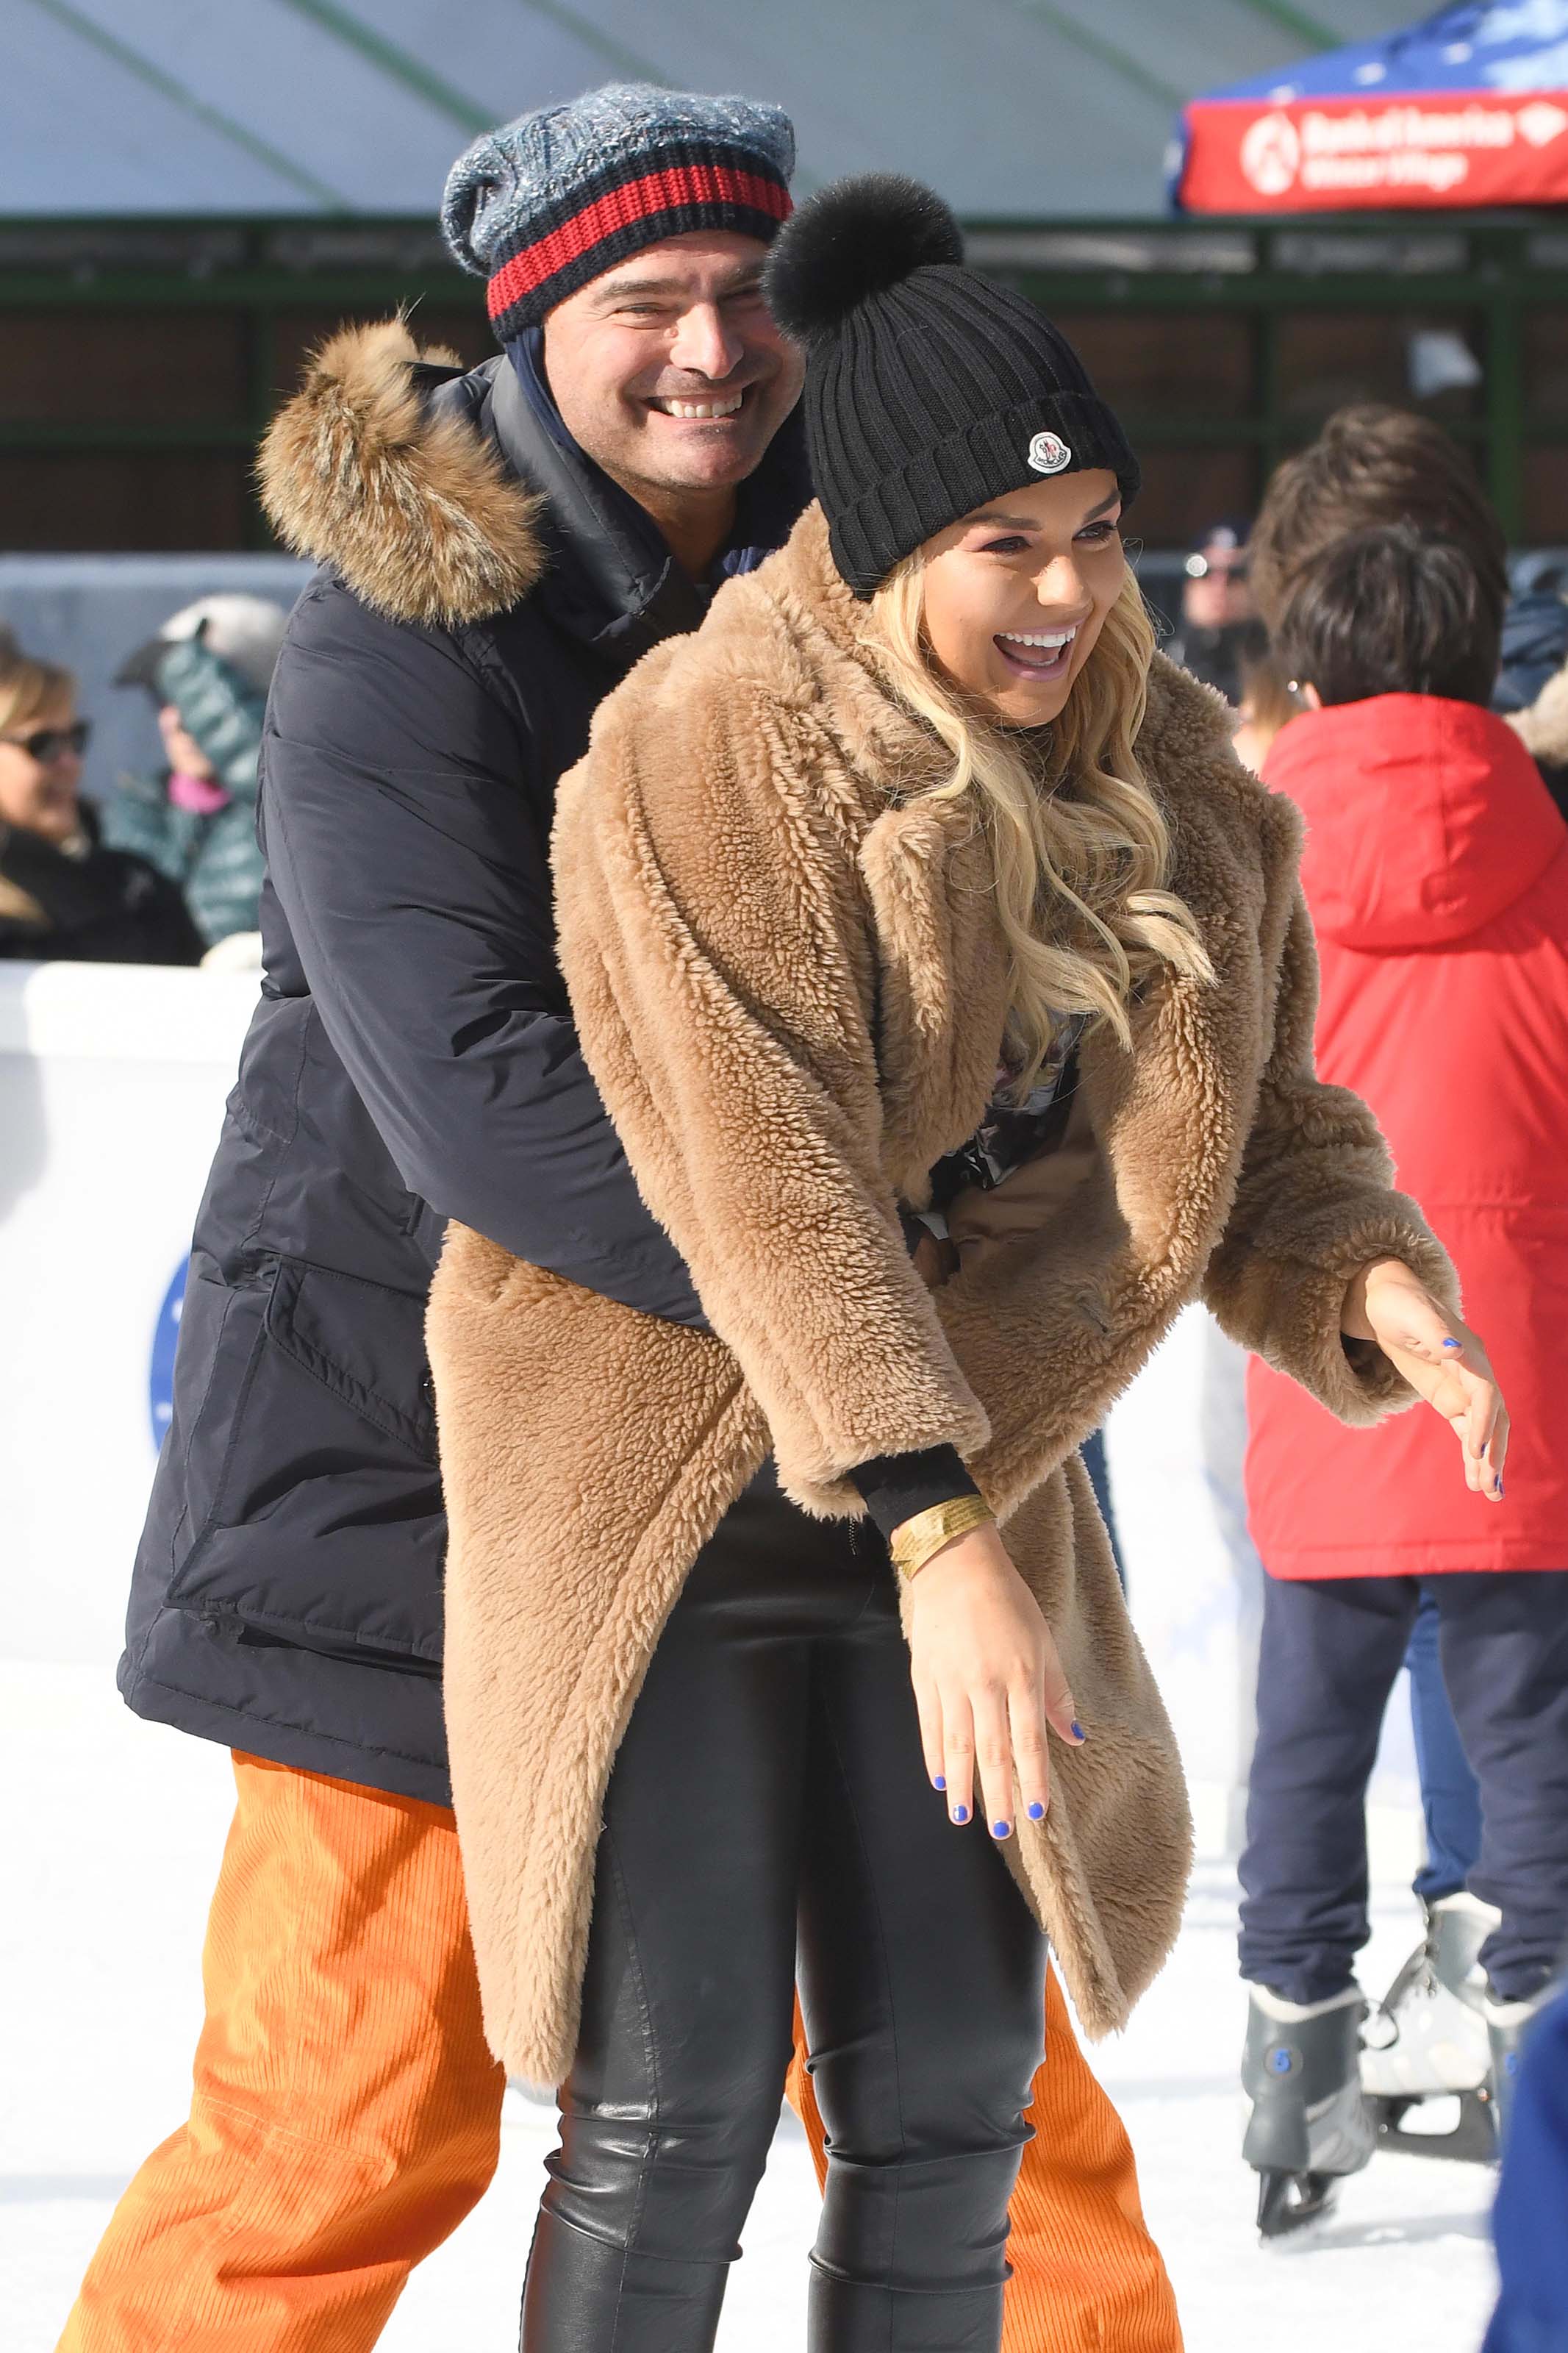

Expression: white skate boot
xmin=1360 ymin=1892 xmax=1501 ymax=2162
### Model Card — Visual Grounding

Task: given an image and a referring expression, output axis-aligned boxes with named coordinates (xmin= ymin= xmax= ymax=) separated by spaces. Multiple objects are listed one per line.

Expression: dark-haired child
xmin=1239 ymin=523 xmax=1568 ymax=2213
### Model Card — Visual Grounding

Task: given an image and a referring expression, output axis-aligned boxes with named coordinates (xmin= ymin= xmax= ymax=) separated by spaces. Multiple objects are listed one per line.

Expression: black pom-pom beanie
xmin=763 ymin=172 xmax=1140 ymax=597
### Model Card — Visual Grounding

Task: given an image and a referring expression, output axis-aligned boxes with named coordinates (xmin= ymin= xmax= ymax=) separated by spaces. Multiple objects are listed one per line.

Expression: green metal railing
xmin=3 ymin=211 xmax=1567 ymax=547
xmin=981 ymin=217 xmax=1567 ymax=538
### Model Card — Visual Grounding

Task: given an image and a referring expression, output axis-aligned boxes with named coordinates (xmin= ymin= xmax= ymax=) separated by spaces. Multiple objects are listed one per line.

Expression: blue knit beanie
xmin=441 ymin=83 xmax=796 ymax=343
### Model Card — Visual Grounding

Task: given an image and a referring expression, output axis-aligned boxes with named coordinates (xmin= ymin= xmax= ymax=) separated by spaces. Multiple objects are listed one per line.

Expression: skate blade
xmin=1256 ymin=2168 xmax=1341 ymax=2239
xmin=1367 ymin=2088 xmax=1498 ymax=2166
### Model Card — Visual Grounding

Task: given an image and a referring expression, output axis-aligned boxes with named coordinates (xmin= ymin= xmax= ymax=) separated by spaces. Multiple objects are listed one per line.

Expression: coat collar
xmin=0 ymin=802 xmax=112 ymax=935
xmin=480 ymin=354 xmax=706 ymax=654
xmin=723 ymin=502 xmax=1242 ymax=812
xmin=689 ymin=505 xmax=1262 ymax=1213
xmin=257 ymin=320 xmax=547 ymax=632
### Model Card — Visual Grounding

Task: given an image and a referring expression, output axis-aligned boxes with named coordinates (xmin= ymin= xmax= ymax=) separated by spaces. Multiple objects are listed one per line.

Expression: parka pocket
xmin=165 ymin=1257 xmax=445 ymax=1659
xmin=263 ymin=1258 xmax=436 ymax=1460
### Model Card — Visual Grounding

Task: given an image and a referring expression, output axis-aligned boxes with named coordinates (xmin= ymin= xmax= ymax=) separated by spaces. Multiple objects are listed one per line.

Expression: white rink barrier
xmin=1108 ymin=1306 xmax=1419 ymax=1865
xmin=1 ymin=960 xmax=256 ymax=1665
xmin=0 ymin=960 xmax=1417 ymax=1859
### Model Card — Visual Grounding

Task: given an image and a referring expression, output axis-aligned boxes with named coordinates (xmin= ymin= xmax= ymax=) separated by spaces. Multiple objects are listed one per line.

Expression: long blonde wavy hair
xmin=865 ymin=556 xmax=1214 ymax=1091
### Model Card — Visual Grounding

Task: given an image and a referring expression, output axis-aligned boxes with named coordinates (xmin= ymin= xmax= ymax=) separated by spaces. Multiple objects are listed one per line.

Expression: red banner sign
xmin=1181 ymin=90 xmax=1568 ymax=212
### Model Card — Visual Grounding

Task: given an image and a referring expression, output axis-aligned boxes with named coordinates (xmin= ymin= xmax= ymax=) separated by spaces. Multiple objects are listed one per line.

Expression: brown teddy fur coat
xmin=429 ymin=503 xmax=1458 ymax=2089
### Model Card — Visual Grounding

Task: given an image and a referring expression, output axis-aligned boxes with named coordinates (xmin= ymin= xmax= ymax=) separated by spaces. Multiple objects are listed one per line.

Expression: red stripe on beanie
xmin=487 ymin=163 xmax=792 ymax=318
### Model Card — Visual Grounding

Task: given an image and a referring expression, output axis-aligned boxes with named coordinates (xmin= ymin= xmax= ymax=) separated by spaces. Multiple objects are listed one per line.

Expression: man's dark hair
xmin=1275 ymin=523 xmax=1500 ymax=709
xmin=1251 ymin=404 xmax=1508 ymax=645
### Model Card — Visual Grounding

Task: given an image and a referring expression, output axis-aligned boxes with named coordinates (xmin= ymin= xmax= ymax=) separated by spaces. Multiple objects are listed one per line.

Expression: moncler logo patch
xmin=1027 ymin=430 xmax=1072 ymax=476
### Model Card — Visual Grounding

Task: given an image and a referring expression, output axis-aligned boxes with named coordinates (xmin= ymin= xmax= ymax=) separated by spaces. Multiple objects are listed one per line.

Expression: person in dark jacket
xmin=104 ymin=593 xmax=288 ymax=953
xmin=62 ymin=85 xmax=1181 ymax=2353
xmin=0 ymin=640 xmax=202 ymax=966
xmin=1162 ymin=516 xmax=1266 ymax=705
xmin=1494 ymin=569 xmax=1568 ymax=721
xmin=1503 ymin=583 xmax=1568 ymax=824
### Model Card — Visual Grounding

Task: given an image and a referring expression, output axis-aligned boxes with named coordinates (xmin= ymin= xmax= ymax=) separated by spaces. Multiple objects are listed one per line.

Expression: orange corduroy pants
xmin=60 ymin=1754 xmax=1181 ymax=2353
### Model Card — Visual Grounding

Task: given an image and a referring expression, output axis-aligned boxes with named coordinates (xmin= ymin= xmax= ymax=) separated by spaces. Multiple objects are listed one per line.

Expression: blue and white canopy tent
xmin=1176 ymin=3 xmax=1568 ymax=212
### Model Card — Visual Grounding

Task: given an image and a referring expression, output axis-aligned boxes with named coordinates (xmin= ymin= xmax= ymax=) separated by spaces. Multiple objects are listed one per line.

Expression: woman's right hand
xmin=906 ymin=1520 xmax=1084 ymax=1839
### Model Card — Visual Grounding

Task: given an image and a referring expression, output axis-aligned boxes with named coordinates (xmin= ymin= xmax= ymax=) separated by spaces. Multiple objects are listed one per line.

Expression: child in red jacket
xmin=1238 ymin=524 xmax=1568 ymax=2231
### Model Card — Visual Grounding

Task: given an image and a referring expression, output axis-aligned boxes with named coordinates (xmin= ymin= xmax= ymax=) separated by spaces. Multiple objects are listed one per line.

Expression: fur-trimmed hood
xmin=258 ymin=318 xmax=548 ymax=630
xmin=427 ymin=501 xmax=1458 ymax=2088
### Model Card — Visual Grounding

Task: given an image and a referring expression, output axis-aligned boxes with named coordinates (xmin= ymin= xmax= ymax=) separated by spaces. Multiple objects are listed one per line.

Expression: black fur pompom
xmin=764 ymin=174 xmax=964 ymax=343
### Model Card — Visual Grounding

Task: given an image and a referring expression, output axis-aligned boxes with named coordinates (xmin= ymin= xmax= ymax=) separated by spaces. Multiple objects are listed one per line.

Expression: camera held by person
xmin=1164 ymin=518 xmax=1265 ymax=706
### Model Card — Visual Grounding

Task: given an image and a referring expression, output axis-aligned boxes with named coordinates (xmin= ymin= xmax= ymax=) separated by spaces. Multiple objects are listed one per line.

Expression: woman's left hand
xmin=1343 ymin=1257 xmax=1508 ymax=1502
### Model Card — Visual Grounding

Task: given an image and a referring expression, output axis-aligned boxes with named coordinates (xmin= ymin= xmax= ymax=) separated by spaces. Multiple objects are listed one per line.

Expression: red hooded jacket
xmin=1247 ymin=694 xmax=1568 ymax=1577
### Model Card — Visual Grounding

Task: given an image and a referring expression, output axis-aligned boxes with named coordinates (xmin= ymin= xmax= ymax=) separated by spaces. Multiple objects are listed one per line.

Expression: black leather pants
xmin=520 ymin=1462 xmax=1048 ymax=2352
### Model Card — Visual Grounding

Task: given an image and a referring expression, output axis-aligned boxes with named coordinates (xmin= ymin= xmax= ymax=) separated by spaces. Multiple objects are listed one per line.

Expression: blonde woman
xmin=428 ymin=176 xmax=1508 ymax=2350
xmin=0 ymin=639 xmax=201 ymax=965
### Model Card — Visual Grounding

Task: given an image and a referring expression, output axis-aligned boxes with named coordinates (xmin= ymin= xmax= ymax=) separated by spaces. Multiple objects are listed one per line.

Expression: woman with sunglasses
xmin=0 ymin=636 xmax=203 ymax=965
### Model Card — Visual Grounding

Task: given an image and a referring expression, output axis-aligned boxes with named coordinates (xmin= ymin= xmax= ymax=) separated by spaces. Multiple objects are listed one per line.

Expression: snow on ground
xmin=5 ymin=1658 xmax=1497 ymax=2353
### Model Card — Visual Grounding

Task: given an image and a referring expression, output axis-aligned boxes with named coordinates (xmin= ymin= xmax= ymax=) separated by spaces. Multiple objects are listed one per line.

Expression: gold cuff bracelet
xmin=888 ymin=1492 xmax=995 ymax=1579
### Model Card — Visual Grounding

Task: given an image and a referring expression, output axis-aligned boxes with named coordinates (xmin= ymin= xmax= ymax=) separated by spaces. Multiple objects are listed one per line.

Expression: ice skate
xmin=1360 ymin=1892 xmax=1500 ymax=2163
xmin=1242 ymin=1982 xmax=1376 ymax=2238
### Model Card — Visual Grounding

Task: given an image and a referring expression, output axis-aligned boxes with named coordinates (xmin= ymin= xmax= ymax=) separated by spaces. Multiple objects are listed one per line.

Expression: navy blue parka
xmin=120 ymin=326 xmax=808 ymax=1800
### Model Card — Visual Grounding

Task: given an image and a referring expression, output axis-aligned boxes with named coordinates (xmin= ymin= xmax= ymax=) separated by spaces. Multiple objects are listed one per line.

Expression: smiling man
xmin=536 ymin=243 xmax=795 ymax=574
xmin=60 ymin=86 xmax=1177 ymax=2353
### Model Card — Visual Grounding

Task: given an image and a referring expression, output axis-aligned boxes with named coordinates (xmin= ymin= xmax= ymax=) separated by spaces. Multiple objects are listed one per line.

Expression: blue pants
xmin=1484 ymin=1985 xmax=1568 ymax=2352
xmin=1239 ymin=1571 xmax=1568 ymax=2004
xmin=1408 ymin=1590 xmax=1483 ymax=1904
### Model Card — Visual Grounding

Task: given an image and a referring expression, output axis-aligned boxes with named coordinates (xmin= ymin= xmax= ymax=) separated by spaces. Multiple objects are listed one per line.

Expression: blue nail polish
xmin=951 ymin=1804 xmax=970 ymax=1824
xmin=992 ymin=1820 xmax=1012 ymax=1838
xmin=1070 ymin=1721 xmax=1086 ymax=1743
xmin=1497 ymin=1480 xmax=1506 ymax=1498
xmin=1027 ymin=1801 xmax=1045 ymax=1820
xmin=934 ymin=1775 xmax=946 ymax=1790
xmin=1442 ymin=1338 xmax=1461 ymax=1350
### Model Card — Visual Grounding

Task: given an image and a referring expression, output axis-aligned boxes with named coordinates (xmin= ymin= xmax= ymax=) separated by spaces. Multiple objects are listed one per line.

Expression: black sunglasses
xmin=1 ymin=719 xmax=91 ymax=764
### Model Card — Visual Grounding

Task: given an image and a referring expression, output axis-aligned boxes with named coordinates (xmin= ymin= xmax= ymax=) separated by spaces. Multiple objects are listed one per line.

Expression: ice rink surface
xmin=6 ymin=1658 xmax=1497 ymax=2353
